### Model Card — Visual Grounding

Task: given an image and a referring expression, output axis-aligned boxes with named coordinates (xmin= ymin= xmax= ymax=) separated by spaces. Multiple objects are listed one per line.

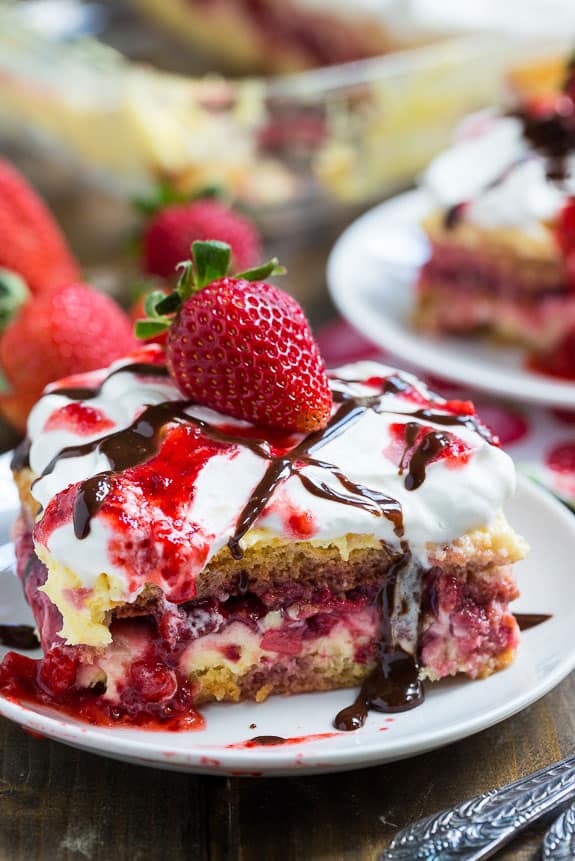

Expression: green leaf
xmin=192 ymin=240 xmax=231 ymax=289
xmin=155 ymin=292 xmax=182 ymax=316
xmin=0 ymin=366 xmax=10 ymax=394
xmin=144 ymin=290 xmax=172 ymax=318
xmin=235 ymin=258 xmax=286 ymax=282
xmin=175 ymin=260 xmax=196 ymax=299
xmin=0 ymin=268 xmax=29 ymax=332
xmin=134 ymin=318 xmax=170 ymax=339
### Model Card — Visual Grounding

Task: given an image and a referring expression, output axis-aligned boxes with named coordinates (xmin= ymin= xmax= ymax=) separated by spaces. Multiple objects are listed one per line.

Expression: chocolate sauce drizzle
xmin=39 ymin=367 xmax=492 ymax=542
xmin=520 ymin=108 xmax=575 ymax=184
xmin=334 ymin=550 xmax=424 ymax=731
xmin=0 ymin=625 xmax=39 ymax=650
xmin=35 ymin=366 xmax=499 ymax=728
xmin=442 ymin=92 xmax=575 ymax=230
xmin=11 ymin=438 xmax=31 ymax=471
xmin=515 ymin=613 xmax=552 ymax=631
xmin=48 ymin=362 xmax=170 ymax=402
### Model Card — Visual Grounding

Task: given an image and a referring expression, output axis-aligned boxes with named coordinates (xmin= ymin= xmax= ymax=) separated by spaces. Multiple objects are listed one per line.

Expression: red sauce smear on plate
xmin=0 ymin=652 xmax=205 ymax=731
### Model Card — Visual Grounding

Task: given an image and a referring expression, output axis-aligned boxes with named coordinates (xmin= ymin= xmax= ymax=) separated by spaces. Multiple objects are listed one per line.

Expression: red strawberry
xmin=0 ymin=157 xmax=80 ymax=294
xmin=143 ymin=199 xmax=261 ymax=281
xmin=136 ymin=241 xmax=332 ymax=433
xmin=0 ymin=282 xmax=136 ymax=431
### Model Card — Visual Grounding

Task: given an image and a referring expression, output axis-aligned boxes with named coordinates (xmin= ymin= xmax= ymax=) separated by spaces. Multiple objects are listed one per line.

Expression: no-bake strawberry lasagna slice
xmin=415 ymin=76 xmax=575 ymax=352
xmin=8 ymin=346 xmax=526 ymax=729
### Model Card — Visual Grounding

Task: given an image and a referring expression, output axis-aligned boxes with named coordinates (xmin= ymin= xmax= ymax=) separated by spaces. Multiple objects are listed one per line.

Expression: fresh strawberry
xmin=0 ymin=282 xmax=136 ymax=431
xmin=0 ymin=157 xmax=80 ymax=294
xmin=136 ymin=241 xmax=332 ymax=433
xmin=142 ymin=199 xmax=261 ymax=281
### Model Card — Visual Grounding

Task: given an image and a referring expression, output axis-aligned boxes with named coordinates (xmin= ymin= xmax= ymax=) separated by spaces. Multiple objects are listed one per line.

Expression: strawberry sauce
xmin=0 ymin=650 xmax=204 ymax=731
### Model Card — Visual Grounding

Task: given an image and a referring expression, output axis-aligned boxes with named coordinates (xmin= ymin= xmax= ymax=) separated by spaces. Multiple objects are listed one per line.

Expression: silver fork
xmin=380 ymin=753 xmax=575 ymax=860
xmin=542 ymin=801 xmax=575 ymax=859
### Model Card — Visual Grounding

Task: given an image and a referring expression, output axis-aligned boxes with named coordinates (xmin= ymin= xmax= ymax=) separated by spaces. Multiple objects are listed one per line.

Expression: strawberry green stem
xmin=0 ymin=269 xmax=29 ymax=332
xmin=134 ymin=239 xmax=286 ymax=341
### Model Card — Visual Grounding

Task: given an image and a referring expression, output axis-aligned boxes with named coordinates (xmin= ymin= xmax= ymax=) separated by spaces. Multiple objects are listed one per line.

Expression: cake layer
xmin=13 ymin=525 xmax=521 ymax=721
xmin=416 ymin=274 xmax=575 ymax=350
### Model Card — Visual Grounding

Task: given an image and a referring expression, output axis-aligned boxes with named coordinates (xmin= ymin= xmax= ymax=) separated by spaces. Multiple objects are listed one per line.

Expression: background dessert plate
xmin=0 ymin=465 xmax=574 ymax=776
xmin=328 ymin=190 xmax=575 ymax=409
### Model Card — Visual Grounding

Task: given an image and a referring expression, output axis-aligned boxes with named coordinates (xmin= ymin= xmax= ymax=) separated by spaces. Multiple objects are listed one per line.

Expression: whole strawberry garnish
xmin=0 ymin=157 xmax=80 ymax=294
xmin=0 ymin=282 xmax=136 ymax=431
xmin=136 ymin=241 xmax=332 ymax=432
xmin=143 ymin=199 xmax=261 ymax=281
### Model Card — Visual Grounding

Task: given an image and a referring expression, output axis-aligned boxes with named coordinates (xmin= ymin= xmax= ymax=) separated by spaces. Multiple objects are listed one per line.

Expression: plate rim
xmin=327 ymin=189 xmax=575 ymax=409
xmin=0 ymin=475 xmax=574 ymax=775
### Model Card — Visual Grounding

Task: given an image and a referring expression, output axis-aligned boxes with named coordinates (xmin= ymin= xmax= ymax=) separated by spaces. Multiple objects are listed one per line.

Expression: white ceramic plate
xmin=328 ymin=190 xmax=575 ymax=409
xmin=0 ymin=463 xmax=574 ymax=775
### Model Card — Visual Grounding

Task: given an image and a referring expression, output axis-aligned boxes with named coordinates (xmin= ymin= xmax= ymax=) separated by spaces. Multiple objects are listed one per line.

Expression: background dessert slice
xmin=415 ymin=65 xmax=575 ymax=352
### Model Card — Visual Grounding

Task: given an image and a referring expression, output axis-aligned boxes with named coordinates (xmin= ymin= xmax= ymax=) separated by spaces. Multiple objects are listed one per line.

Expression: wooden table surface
xmin=0 ymin=185 xmax=571 ymax=861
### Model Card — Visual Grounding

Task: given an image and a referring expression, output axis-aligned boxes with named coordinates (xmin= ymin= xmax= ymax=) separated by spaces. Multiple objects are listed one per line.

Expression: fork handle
xmin=381 ymin=753 xmax=575 ymax=860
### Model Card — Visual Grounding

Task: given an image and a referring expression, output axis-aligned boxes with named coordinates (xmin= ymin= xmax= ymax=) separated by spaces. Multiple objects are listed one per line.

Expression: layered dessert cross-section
xmin=415 ymin=65 xmax=575 ymax=353
xmin=5 ymin=345 xmax=526 ymax=730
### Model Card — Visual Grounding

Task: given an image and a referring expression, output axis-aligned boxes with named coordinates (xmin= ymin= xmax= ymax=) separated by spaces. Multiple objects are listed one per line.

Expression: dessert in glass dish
xmin=415 ymin=58 xmax=575 ymax=360
xmin=130 ymin=0 xmax=402 ymax=73
xmin=3 ymin=242 xmax=527 ymax=731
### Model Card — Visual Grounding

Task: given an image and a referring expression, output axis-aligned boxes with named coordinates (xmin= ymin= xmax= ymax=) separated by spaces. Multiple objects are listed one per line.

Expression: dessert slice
xmin=7 ymin=349 xmax=526 ymax=729
xmin=415 ymin=61 xmax=575 ymax=352
xmin=3 ymin=245 xmax=526 ymax=730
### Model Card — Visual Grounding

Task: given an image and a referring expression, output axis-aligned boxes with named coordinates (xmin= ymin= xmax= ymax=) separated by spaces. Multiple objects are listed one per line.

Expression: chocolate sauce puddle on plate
xmin=249 ymin=736 xmax=286 ymax=745
xmin=0 ymin=625 xmax=39 ymax=650
xmin=515 ymin=613 xmax=552 ymax=631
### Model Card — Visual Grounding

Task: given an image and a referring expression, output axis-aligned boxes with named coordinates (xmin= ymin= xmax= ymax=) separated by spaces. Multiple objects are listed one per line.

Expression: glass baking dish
xmin=0 ymin=1 xmax=565 ymax=237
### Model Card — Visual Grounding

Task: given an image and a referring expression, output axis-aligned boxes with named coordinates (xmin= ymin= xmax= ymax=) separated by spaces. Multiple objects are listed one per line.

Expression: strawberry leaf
xmin=145 ymin=290 xmax=173 ymax=318
xmin=192 ymin=240 xmax=231 ymax=289
xmin=155 ymin=292 xmax=182 ymax=316
xmin=0 ymin=366 xmax=10 ymax=394
xmin=236 ymin=258 xmax=286 ymax=282
xmin=0 ymin=268 xmax=29 ymax=332
xmin=175 ymin=260 xmax=196 ymax=299
xmin=134 ymin=319 xmax=170 ymax=339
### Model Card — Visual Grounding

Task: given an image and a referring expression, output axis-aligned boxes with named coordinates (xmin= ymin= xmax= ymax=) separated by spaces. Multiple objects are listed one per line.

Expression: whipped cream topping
xmin=26 ymin=347 xmax=516 ymax=605
xmin=422 ymin=111 xmax=575 ymax=230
